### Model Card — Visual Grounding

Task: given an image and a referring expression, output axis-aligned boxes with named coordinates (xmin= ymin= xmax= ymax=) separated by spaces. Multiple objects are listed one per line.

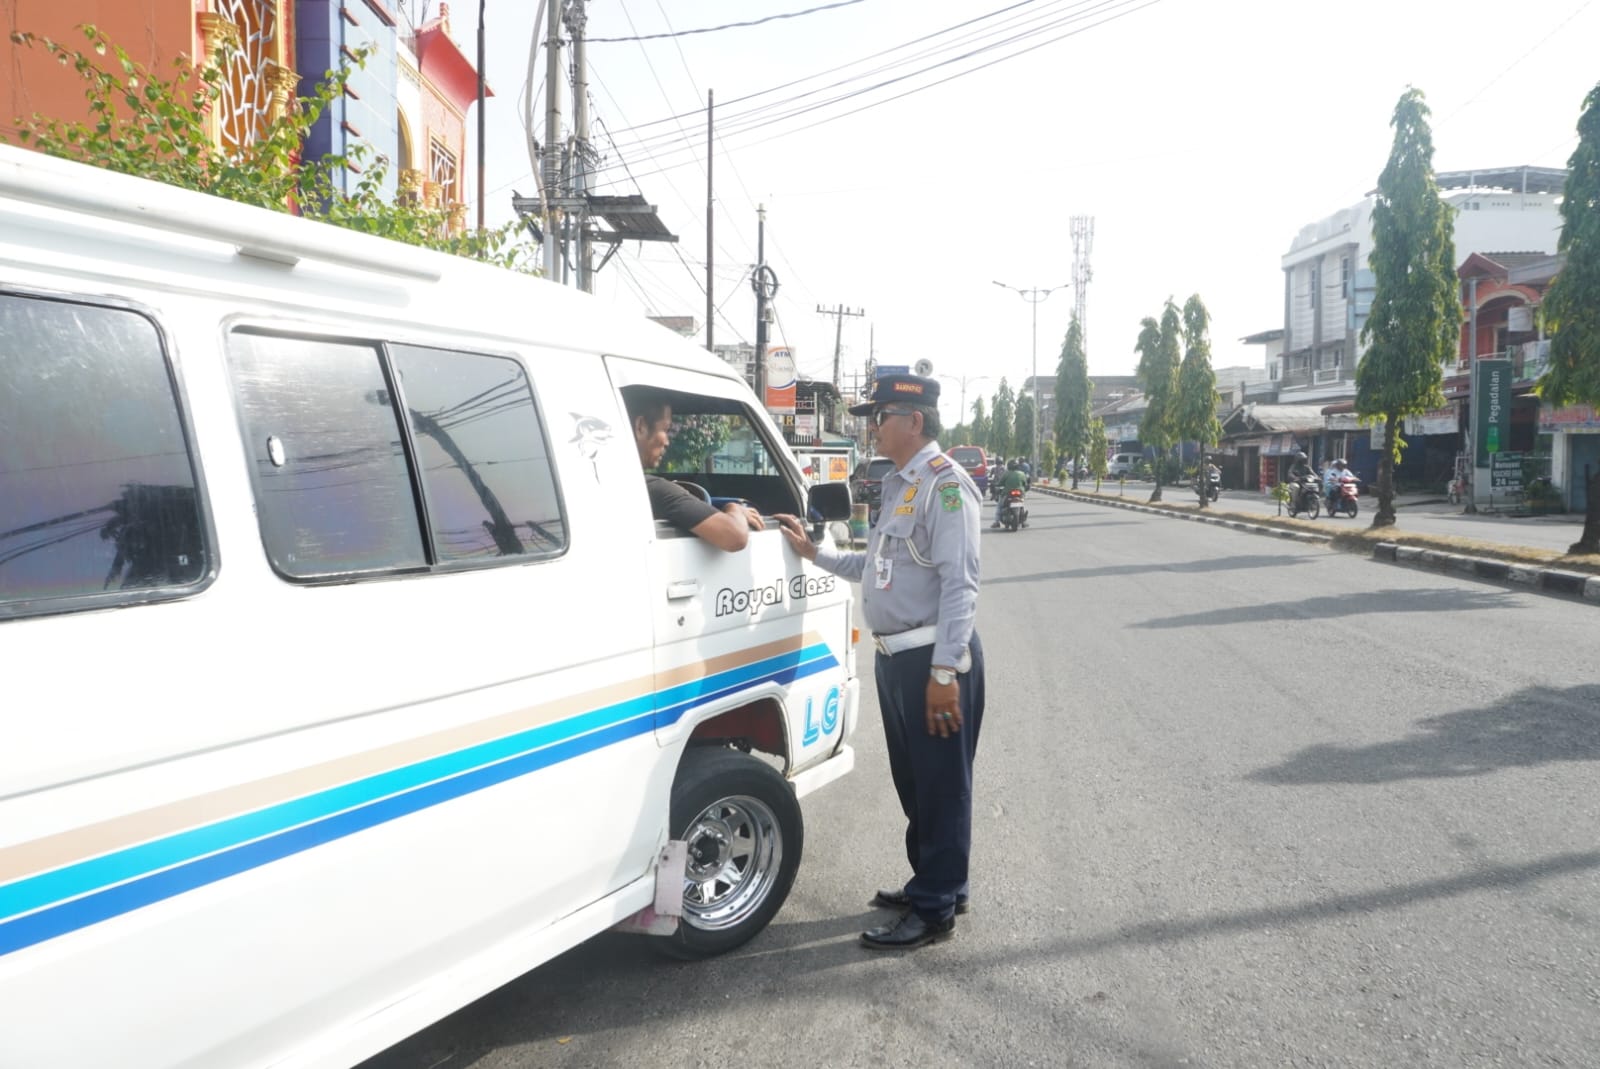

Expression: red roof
xmin=415 ymin=20 xmax=491 ymax=112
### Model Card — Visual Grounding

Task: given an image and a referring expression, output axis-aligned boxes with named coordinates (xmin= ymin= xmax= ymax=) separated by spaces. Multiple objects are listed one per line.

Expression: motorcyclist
xmin=1287 ymin=451 xmax=1317 ymax=511
xmin=1326 ymin=458 xmax=1353 ymax=510
xmin=992 ymin=459 xmax=1029 ymax=528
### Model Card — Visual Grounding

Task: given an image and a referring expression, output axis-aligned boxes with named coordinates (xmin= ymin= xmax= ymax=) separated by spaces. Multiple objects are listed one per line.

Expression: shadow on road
xmin=987 ymin=553 xmax=1310 ymax=586
xmin=1248 ymin=684 xmax=1600 ymax=784
xmin=1133 ymin=586 xmax=1520 ymax=629
xmin=361 ymin=848 xmax=1600 ymax=1068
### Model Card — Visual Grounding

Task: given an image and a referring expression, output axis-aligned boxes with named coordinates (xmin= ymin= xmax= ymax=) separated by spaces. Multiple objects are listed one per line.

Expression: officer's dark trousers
xmin=874 ymin=632 xmax=985 ymax=923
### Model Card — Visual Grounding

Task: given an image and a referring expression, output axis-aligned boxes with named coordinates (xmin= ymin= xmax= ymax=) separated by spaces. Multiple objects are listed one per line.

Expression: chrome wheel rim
xmin=680 ymin=794 xmax=782 ymax=931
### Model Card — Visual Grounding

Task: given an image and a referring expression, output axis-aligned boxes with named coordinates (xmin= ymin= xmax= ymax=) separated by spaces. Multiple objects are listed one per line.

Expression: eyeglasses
xmin=873 ymin=407 xmax=915 ymax=427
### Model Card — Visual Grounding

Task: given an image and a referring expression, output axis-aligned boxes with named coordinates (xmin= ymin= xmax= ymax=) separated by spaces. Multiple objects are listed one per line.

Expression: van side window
xmin=626 ymin=389 xmax=800 ymax=526
xmin=229 ymin=332 xmax=428 ymax=578
xmin=228 ymin=331 xmax=567 ymax=579
xmin=0 ymin=292 xmax=207 ymax=615
xmin=390 ymin=344 xmax=566 ymax=560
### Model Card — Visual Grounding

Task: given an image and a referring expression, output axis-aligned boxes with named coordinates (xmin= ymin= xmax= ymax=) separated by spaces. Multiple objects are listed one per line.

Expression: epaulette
xmin=927 ymin=454 xmax=950 ymax=471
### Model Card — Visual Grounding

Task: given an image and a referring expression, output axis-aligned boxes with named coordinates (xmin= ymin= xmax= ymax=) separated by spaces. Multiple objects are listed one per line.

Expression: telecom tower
xmin=1071 ymin=216 xmax=1094 ymax=351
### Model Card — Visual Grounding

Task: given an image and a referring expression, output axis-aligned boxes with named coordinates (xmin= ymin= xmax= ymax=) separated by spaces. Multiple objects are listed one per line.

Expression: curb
xmin=1037 ymin=485 xmax=1600 ymax=606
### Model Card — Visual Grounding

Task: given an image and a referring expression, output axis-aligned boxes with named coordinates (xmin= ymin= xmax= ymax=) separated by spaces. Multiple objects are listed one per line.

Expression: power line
xmin=586 ymin=0 xmax=867 ymax=44
xmin=484 ymin=0 xmax=1128 ymax=200
xmin=584 ymin=0 xmax=1163 ymax=187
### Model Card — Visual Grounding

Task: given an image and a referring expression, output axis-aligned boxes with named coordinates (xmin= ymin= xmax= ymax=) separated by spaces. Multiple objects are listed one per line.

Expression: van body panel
xmin=0 ymin=146 xmax=855 ymax=1068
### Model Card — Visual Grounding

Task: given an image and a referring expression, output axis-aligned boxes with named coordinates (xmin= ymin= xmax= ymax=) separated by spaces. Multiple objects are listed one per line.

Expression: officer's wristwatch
xmin=930 ymin=667 xmax=956 ymax=686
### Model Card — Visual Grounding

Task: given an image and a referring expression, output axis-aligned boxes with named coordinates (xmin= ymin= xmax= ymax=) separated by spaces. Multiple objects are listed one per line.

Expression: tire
xmin=654 ymin=748 xmax=802 ymax=961
xmin=1306 ymin=496 xmax=1320 ymax=519
xmin=1346 ymin=499 xmax=1358 ymax=518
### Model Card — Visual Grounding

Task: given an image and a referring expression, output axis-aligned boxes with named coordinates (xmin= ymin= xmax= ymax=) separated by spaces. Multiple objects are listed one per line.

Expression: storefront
xmin=1542 ymin=403 xmax=1600 ymax=513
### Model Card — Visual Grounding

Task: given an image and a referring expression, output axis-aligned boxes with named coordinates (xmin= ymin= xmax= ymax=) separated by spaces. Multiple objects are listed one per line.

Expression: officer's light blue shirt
xmin=814 ymin=440 xmax=981 ymax=667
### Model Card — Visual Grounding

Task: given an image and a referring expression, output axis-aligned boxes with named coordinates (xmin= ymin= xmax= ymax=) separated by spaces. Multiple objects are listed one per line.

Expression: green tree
xmin=1538 ymin=80 xmax=1600 ymax=554
xmin=1175 ymin=295 xmax=1223 ymax=508
xmin=1356 ymin=87 xmax=1456 ymax=528
xmin=969 ymin=396 xmax=990 ymax=454
xmin=1053 ymin=315 xmax=1092 ymax=488
xmin=1014 ymin=391 xmax=1035 ymax=466
xmin=989 ymin=379 xmax=1015 ymax=458
xmin=5 ymin=25 xmax=535 ymax=269
xmin=1088 ymin=417 xmax=1108 ymax=485
xmin=1136 ymin=303 xmax=1181 ymax=502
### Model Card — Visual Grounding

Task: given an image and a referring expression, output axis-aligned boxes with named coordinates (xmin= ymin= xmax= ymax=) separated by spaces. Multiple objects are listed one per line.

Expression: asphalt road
xmin=367 ymin=493 xmax=1600 ymax=1069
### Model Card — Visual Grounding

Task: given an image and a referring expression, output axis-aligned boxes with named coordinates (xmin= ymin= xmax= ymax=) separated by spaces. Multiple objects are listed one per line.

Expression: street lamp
xmin=936 ymin=373 xmax=991 ymax=434
xmin=993 ymin=280 xmax=1069 ymax=470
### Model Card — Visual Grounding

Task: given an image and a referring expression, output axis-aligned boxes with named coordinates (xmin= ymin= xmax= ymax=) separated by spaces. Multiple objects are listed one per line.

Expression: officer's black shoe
xmin=871 ymin=887 xmax=970 ymax=915
xmin=860 ymin=911 xmax=955 ymax=950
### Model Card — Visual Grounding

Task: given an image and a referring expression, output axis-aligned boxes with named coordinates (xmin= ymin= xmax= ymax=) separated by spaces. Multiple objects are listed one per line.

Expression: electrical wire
xmin=586 ymin=0 xmax=867 ymax=44
xmin=483 ymin=0 xmax=1137 ymax=200
xmin=584 ymin=0 xmax=1162 ymax=186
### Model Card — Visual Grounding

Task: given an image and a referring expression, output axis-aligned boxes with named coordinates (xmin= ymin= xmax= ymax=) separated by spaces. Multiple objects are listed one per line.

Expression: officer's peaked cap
xmin=848 ymin=373 xmax=941 ymax=416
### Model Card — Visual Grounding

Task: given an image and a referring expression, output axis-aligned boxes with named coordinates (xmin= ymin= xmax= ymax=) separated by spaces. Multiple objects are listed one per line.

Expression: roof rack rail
xmin=0 ymin=146 xmax=443 ymax=282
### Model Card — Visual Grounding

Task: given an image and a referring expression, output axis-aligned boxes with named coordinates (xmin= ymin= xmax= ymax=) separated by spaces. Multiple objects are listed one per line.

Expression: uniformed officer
xmin=774 ymin=373 xmax=984 ymax=950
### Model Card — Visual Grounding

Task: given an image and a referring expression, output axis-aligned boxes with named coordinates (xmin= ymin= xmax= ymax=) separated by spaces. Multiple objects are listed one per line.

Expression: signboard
xmin=1473 ymin=358 xmax=1512 ymax=466
xmin=1539 ymin=403 xmax=1600 ymax=433
xmin=874 ymin=365 xmax=909 ymax=378
xmin=1405 ymin=406 xmax=1457 ymax=436
xmin=828 ymin=455 xmax=851 ymax=481
xmin=794 ymin=414 xmax=816 ymax=439
xmin=1490 ymin=451 xmax=1524 ymax=494
xmin=764 ymin=346 xmax=797 ymax=414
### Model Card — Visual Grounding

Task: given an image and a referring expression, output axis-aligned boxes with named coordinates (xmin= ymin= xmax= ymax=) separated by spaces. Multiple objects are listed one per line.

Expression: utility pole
xmin=993 ymin=280 xmax=1070 ymax=467
xmin=751 ymin=206 xmax=779 ymax=408
xmin=705 ymin=90 xmax=714 ymax=352
xmin=541 ymin=0 xmax=563 ymax=281
xmin=573 ymin=8 xmax=592 ymax=288
xmin=817 ymin=304 xmax=864 ymax=390
xmin=476 ymin=0 xmax=486 ymax=238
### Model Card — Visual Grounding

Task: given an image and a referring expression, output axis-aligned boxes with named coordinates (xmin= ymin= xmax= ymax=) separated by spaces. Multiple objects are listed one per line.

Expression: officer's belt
xmin=872 ymin=625 xmax=938 ymax=655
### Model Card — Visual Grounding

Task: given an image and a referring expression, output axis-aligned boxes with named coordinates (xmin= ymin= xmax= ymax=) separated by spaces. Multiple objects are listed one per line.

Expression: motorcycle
xmin=1326 ymin=473 xmax=1360 ymax=518
xmin=1286 ymin=477 xmax=1321 ymax=519
xmin=1194 ymin=469 xmax=1220 ymax=503
xmin=1000 ymin=488 xmax=1028 ymax=531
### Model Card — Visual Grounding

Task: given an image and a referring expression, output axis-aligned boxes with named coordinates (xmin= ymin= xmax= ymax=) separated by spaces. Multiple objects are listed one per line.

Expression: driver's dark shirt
xmin=646 ymin=475 xmax=718 ymax=533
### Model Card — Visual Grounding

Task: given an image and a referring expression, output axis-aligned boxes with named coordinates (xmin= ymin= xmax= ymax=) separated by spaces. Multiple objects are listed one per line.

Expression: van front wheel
xmin=655 ymin=748 xmax=803 ymax=960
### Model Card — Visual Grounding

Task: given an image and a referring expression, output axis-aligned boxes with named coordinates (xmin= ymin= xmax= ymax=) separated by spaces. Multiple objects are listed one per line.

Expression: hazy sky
xmin=444 ymin=0 xmax=1597 ymax=425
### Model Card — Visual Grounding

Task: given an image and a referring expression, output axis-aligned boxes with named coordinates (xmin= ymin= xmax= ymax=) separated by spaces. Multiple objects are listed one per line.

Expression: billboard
xmin=764 ymin=346 xmax=796 ymax=414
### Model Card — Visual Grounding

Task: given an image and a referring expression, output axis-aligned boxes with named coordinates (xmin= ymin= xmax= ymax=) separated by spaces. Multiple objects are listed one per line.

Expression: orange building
xmin=3 ymin=2 xmax=300 ymax=152
xmin=3 ymin=1 xmax=482 ymax=227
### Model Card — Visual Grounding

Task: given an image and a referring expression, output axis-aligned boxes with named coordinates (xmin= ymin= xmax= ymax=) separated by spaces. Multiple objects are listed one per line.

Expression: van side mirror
xmin=807 ymin=481 xmax=851 ymax=522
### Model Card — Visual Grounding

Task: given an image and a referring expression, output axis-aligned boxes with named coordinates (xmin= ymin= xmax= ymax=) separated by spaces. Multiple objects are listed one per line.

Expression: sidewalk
xmin=1035 ymin=479 xmax=1600 ymax=605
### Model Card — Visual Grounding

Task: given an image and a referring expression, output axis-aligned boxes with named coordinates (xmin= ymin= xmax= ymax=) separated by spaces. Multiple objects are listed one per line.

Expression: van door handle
xmin=666 ymin=580 xmax=701 ymax=600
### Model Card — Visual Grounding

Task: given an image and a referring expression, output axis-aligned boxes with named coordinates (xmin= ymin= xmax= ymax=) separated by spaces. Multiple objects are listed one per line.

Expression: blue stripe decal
xmin=0 ymin=644 xmax=838 ymax=958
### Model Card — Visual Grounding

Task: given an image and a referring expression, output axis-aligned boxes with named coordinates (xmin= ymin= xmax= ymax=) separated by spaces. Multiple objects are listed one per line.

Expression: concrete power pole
xmin=817 ymin=305 xmax=864 ymax=390
xmin=705 ymin=90 xmax=714 ymax=351
xmin=751 ymin=206 xmax=779 ymax=407
xmin=1071 ymin=215 xmax=1095 ymax=354
xmin=568 ymin=0 xmax=593 ymax=292
xmin=541 ymin=0 xmax=563 ymax=281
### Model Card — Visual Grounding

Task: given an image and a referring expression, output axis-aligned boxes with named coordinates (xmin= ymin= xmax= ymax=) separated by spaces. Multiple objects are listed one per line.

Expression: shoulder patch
xmin=939 ymin=484 xmax=962 ymax=512
xmin=928 ymin=454 xmax=950 ymax=471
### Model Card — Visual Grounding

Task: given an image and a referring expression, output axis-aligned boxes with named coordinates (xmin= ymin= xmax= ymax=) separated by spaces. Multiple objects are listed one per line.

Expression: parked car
xmin=850 ymin=455 xmax=897 ymax=522
xmin=948 ymin=445 xmax=990 ymax=494
xmin=1107 ymin=452 xmax=1143 ymax=479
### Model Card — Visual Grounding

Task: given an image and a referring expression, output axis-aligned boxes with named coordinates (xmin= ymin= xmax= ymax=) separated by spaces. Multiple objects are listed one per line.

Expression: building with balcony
xmin=1276 ymin=166 xmax=1566 ymax=407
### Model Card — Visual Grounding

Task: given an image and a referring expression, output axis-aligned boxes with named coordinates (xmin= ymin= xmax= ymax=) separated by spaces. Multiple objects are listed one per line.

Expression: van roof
xmin=0 ymin=145 xmax=740 ymax=382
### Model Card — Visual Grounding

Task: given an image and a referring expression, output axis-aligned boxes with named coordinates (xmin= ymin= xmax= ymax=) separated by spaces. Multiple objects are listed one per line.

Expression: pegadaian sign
xmin=1473 ymin=358 xmax=1513 ymax=468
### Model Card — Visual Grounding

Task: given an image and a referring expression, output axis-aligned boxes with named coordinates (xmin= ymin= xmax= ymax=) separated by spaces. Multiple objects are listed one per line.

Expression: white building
xmin=1275 ymin=166 xmax=1565 ymax=405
